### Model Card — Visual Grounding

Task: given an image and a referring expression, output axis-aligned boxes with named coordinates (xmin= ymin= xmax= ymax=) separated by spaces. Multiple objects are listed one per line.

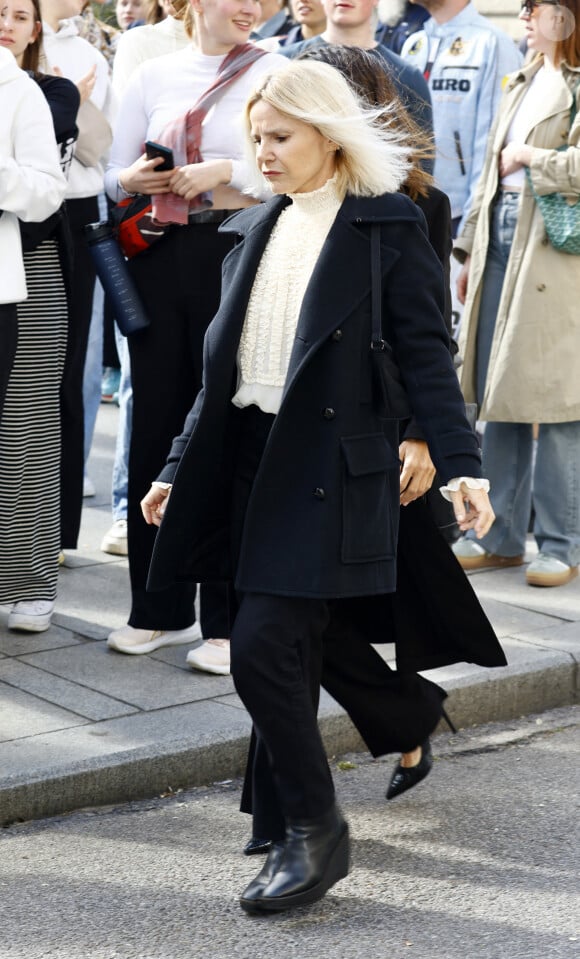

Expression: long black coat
xmin=148 ymin=192 xmax=482 ymax=602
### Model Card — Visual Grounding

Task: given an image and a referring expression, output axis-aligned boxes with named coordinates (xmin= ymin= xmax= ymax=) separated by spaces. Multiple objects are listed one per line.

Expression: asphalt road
xmin=1 ymin=706 xmax=578 ymax=959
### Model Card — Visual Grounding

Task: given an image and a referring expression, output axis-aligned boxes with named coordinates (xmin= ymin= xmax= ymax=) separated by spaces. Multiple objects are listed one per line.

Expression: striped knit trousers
xmin=0 ymin=239 xmax=68 ymax=604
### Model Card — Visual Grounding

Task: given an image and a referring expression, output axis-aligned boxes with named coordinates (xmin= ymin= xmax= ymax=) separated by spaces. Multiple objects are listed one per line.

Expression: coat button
xmin=536 ymin=283 xmax=546 ymax=292
xmin=323 ymin=407 xmax=335 ymax=419
xmin=331 ymin=329 xmax=343 ymax=341
xmin=313 ymin=487 xmax=326 ymax=500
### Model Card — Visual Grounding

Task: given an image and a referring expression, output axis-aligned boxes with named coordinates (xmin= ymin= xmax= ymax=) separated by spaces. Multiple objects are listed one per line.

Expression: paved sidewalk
xmin=1 ymin=405 xmax=579 ymax=826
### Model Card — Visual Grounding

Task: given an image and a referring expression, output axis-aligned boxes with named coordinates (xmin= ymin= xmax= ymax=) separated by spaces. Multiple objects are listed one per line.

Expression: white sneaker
xmin=101 ymin=519 xmax=128 ymax=556
xmin=83 ymin=476 xmax=96 ymax=498
xmin=8 ymin=600 xmax=55 ymax=633
xmin=186 ymin=639 xmax=231 ymax=676
xmin=526 ymin=553 xmax=579 ymax=588
xmin=107 ymin=622 xmax=202 ymax=655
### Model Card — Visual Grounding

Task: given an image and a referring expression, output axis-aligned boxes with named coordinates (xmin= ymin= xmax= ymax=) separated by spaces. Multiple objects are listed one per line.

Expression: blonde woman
xmin=142 ymin=60 xmax=495 ymax=913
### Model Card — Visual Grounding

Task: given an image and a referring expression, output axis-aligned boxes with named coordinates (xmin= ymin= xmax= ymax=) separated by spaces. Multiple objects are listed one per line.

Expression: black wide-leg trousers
xmin=127 ymin=223 xmax=235 ymax=632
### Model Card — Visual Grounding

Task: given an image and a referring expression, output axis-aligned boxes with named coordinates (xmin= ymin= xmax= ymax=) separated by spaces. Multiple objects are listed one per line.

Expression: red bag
xmin=111 ymin=195 xmax=172 ymax=259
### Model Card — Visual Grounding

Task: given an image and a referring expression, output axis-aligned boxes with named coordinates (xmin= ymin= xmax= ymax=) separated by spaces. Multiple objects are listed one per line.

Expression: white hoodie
xmin=0 ymin=47 xmax=67 ymax=303
xmin=43 ymin=18 xmax=116 ymax=199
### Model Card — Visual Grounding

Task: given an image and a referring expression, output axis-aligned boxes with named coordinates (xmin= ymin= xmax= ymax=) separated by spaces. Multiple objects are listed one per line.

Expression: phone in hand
xmin=145 ymin=140 xmax=175 ymax=171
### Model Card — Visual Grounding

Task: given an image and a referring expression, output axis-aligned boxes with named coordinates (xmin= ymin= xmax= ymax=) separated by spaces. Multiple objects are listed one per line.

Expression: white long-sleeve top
xmin=105 ymin=45 xmax=286 ymax=202
xmin=232 ymin=176 xmax=342 ymax=414
xmin=43 ymin=19 xmax=116 ymax=199
xmin=0 ymin=48 xmax=67 ymax=303
xmin=112 ymin=16 xmax=189 ymax=95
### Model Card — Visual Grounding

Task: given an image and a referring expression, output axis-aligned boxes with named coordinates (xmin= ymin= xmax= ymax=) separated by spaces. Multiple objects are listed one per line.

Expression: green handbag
xmin=525 ymin=80 xmax=580 ymax=256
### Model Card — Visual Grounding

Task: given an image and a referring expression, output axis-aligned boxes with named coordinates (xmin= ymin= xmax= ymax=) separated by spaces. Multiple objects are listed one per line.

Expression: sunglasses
xmin=520 ymin=0 xmax=561 ymax=13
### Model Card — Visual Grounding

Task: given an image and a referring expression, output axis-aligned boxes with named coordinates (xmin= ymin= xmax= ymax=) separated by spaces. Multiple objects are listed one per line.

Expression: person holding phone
xmin=104 ymin=0 xmax=285 ymax=664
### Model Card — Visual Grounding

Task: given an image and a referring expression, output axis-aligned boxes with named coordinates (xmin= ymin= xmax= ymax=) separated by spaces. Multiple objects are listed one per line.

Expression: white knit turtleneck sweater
xmin=232 ymin=176 xmax=342 ymax=415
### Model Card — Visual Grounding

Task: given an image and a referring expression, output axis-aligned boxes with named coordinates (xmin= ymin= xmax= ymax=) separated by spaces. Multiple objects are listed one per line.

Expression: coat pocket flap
xmin=340 ymin=434 xmax=397 ymax=477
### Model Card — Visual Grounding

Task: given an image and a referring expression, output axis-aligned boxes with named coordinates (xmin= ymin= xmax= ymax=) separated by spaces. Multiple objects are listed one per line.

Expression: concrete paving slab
xmin=510 ymin=618 xmax=580 ymax=658
xmin=0 ymin=682 xmax=89 ymax=742
xmin=55 ymin=563 xmax=130 ymax=632
xmin=468 ymin=566 xmax=580 ymax=621
xmin=17 ymin=642 xmax=232 ymax=710
xmin=474 ymin=595 xmax=568 ymax=638
xmin=0 ymin=660 xmax=137 ymax=722
xmin=0 ymin=620 xmax=82 ymax=656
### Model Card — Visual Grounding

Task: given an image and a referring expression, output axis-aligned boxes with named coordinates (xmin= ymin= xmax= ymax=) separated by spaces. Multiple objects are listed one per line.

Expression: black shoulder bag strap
xmin=370 ymin=223 xmax=411 ymax=419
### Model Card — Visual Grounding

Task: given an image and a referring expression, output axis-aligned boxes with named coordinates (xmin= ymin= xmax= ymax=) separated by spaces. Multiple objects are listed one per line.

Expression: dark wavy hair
xmin=297 ymin=43 xmax=434 ymax=201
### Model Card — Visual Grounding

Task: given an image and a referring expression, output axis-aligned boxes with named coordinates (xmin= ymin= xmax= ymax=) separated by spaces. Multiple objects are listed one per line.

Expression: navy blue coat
xmin=148 ymin=192 xmax=481 ymax=600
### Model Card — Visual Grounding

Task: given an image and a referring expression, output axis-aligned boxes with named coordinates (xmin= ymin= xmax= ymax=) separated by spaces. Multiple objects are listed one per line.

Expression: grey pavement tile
xmin=55 ymin=561 xmax=131 ymax=633
xmin=422 ymin=634 xmax=574 ymax=687
xmin=509 ymin=619 xmax=580 ymax=658
xmin=467 ymin=566 xmax=580 ymax=622
xmin=17 ymin=642 xmax=231 ymax=710
xmin=0 ymin=699 xmax=252 ymax=780
xmin=469 ymin=595 xmax=566 ymax=638
xmin=0 ymin=621 xmax=82 ymax=657
xmin=0 ymin=682 xmax=89 ymax=742
xmin=0 ymin=660 xmax=137 ymax=722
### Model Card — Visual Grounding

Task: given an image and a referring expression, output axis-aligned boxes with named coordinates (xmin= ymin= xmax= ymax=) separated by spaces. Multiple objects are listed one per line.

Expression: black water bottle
xmin=84 ymin=222 xmax=150 ymax=336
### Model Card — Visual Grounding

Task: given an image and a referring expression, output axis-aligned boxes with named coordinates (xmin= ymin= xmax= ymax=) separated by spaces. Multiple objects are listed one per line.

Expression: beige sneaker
xmin=186 ymin=638 xmax=231 ymax=675
xmin=107 ymin=622 xmax=201 ymax=655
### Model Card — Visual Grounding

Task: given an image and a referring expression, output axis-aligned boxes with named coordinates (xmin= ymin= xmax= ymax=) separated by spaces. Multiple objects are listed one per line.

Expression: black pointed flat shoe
xmin=386 ymin=740 xmax=433 ymax=801
xmin=243 ymin=837 xmax=272 ymax=856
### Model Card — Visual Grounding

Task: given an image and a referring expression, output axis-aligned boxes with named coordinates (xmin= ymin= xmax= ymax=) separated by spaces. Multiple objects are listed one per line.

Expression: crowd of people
xmin=1 ymin=0 xmax=579 ymax=914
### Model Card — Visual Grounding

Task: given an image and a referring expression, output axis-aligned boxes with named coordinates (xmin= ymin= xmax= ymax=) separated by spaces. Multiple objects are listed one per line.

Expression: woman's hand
xmin=456 ymin=254 xmax=471 ymax=305
xmin=449 ymin=483 xmax=495 ymax=539
xmin=499 ymin=143 xmax=533 ymax=178
xmin=118 ymin=154 xmax=174 ymax=196
xmin=76 ymin=65 xmax=97 ymax=104
xmin=53 ymin=64 xmax=96 ymax=104
xmin=141 ymin=484 xmax=172 ymax=527
xmin=399 ymin=439 xmax=436 ymax=505
xmin=168 ymin=159 xmax=232 ymax=202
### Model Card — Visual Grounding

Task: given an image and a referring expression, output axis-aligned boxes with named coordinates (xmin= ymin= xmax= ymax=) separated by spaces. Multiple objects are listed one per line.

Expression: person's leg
xmin=456 ymin=193 xmax=531 ymax=561
xmin=125 ymin=224 xmax=234 ymax=630
xmin=473 ymin=422 xmax=533 ymax=557
xmin=0 ymin=239 xmax=67 ymax=614
xmin=231 ymin=592 xmax=334 ymax=821
xmin=475 ymin=193 xmax=519 ymax=406
xmin=533 ymin=421 xmax=580 ymax=567
xmin=82 ymin=275 xmax=104 ymax=469
xmin=60 ymin=195 xmax=99 ymax=548
xmin=0 ymin=303 xmax=17 ymax=426
xmin=111 ymin=328 xmax=131 ymax=525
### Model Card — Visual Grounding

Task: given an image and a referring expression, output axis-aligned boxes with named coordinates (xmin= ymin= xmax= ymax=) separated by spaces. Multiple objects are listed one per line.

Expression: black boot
xmin=242 ymin=804 xmax=349 ymax=913
xmin=240 ymin=842 xmax=285 ymax=911
xmin=386 ymin=739 xmax=433 ymax=801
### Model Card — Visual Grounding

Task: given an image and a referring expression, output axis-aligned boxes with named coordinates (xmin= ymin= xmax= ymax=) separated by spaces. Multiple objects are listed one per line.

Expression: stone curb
xmin=1 ymin=650 xmax=577 ymax=827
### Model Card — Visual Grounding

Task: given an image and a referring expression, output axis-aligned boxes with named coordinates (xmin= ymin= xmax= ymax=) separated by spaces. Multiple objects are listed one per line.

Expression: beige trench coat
xmin=455 ymin=58 xmax=580 ymax=423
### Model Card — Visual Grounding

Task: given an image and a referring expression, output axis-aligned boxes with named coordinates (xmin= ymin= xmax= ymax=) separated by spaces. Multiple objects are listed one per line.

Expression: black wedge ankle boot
xmin=240 ymin=804 xmax=350 ymax=914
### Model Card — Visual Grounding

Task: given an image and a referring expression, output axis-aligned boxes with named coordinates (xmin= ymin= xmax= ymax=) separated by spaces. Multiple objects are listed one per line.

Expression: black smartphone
xmin=145 ymin=140 xmax=175 ymax=171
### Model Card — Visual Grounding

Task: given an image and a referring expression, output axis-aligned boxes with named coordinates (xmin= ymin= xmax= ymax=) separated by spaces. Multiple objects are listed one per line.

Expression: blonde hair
xmin=243 ymin=60 xmax=411 ymax=198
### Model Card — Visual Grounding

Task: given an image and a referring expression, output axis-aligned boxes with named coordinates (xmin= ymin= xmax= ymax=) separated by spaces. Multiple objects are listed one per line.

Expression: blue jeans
xmin=469 ymin=193 xmax=580 ymax=567
xmin=112 ymin=327 xmax=131 ymax=522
